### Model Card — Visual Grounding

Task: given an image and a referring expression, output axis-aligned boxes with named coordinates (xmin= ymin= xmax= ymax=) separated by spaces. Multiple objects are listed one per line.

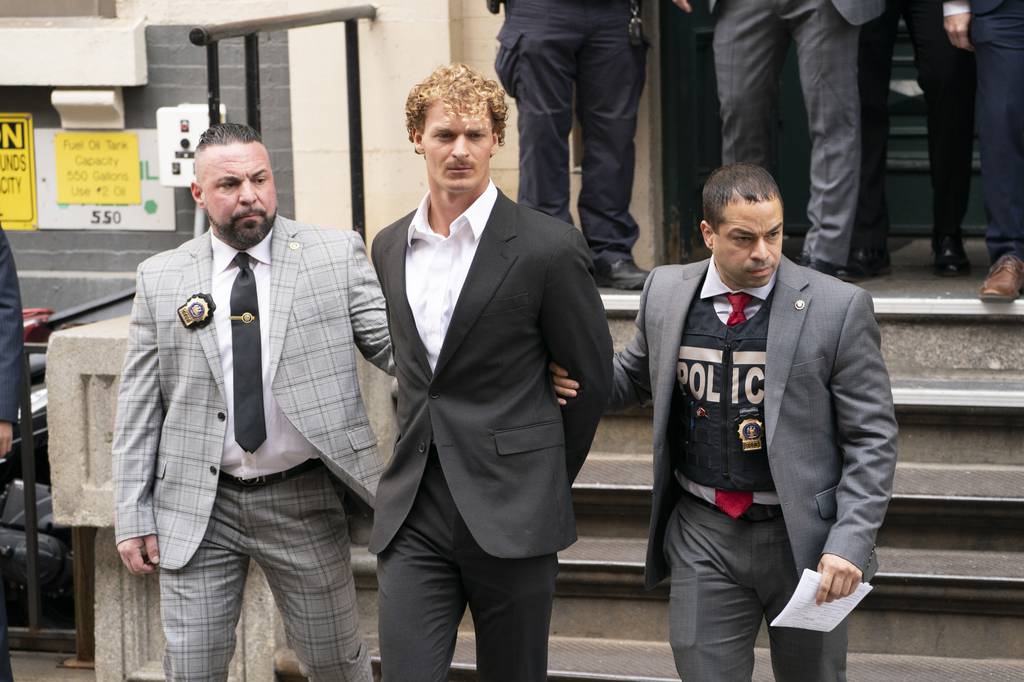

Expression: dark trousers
xmin=854 ymin=0 xmax=977 ymax=251
xmin=495 ymin=0 xmax=646 ymax=266
xmin=376 ymin=455 xmax=559 ymax=682
xmin=972 ymin=0 xmax=1024 ymax=262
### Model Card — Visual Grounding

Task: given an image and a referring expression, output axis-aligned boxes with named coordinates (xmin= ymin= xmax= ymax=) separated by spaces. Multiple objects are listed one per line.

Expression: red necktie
xmin=716 ymin=291 xmax=755 ymax=518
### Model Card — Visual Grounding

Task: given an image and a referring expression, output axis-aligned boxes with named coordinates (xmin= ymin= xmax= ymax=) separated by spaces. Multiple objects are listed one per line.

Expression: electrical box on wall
xmin=155 ymin=104 xmax=226 ymax=187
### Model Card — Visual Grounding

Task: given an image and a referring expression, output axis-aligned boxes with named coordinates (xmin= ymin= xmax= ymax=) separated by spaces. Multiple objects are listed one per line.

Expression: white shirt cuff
xmin=943 ymin=1 xmax=971 ymax=17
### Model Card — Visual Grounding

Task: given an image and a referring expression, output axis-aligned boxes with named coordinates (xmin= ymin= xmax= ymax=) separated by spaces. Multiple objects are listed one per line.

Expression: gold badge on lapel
xmin=178 ymin=293 xmax=216 ymax=329
xmin=737 ymin=418 xmax=764 ymax=452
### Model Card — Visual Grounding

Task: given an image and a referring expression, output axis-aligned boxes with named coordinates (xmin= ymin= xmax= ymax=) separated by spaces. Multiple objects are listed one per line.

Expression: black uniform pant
xmin=853 ymin=0 xmax=977 ymax=250
xmin=376 ymin=453 xmax=559 ymax=682
xmin=495 ymin=0 xmax=646 ymax=266
xmin=973 ymin=0 xmax=1024 ymax=262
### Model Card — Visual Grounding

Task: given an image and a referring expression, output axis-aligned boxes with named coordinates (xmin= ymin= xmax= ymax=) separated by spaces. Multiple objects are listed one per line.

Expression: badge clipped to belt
xmin=736 ymin=410 xmax=765 ymax=453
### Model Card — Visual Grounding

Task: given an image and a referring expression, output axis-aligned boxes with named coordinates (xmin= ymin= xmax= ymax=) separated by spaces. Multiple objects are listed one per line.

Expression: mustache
xmin=229 ymin=209 xmax=268 ymax=226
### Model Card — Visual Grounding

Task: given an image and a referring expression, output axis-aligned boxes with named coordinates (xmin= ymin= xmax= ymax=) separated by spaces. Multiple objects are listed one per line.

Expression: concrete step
xmin=601 ymin=291 xmax=1024 ymax=379
xmin=350 ymin=542 xmax=1024 ymax=658
xmin=592 ymin=378 xmax=1024 ymax=465
xmin=573 ymin=455 xmax=1024 ymax=550
xmin=270 ymin=635 xmax=1024 ymax=682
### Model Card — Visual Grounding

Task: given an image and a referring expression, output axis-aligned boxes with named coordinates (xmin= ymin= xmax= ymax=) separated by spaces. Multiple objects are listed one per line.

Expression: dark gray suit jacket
xmin=369 ymin=191 xmax=613 ymax=559
xmin=612 ymin=257 xmax=898 ymax=589
xmin=0 ymin=228 xmax=23 ymax=424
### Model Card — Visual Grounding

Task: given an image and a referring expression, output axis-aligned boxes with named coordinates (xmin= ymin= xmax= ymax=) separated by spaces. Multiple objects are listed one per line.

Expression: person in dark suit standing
xmin=0 ymin=226 xmax=23 ymax=682
xmin=370 ymin=63 xmax=613 ymax=681
xmin=849 ymin=0 xmax=977 ymax=279
xmin=944 ymin=0 xmax=1024 ymax=300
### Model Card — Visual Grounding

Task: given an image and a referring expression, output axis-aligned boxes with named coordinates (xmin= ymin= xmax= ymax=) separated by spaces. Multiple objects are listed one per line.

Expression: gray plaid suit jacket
xmin=707 ymin=0 xmax=884 ymax=25
xmin=112 ymin=216 xmax=390 ymax=570
xmin=612 ymin=257 xmax=898 ymax=589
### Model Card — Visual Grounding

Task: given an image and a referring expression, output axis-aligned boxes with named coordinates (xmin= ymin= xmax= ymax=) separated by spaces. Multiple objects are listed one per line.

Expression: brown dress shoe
xmin=979 ymin=254 xmax=1024 ymax=302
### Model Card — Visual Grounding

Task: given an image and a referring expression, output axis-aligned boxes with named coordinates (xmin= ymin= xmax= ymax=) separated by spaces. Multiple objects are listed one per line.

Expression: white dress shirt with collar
xmin=405 ymin=180 xmax=499 ymax=372
xmin=210 ymin=229 xmax=319 ymax=477
xmin=700 ymin=256 xmax=778 ymax=324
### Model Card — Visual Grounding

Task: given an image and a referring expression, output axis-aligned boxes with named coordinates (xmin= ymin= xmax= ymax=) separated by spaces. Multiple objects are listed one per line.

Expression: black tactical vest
xmin=670 ymin=290 xmax=774 ymax=491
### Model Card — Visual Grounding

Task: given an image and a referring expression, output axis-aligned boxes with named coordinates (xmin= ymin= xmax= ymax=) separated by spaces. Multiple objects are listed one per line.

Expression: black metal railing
xmin=5 ymin=342 xmax=78 ymax=656
xmin=189 ymin=5 xmax=378 ymax=239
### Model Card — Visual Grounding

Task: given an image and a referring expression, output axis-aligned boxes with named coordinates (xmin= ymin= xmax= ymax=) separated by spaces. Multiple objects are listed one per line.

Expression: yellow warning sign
xmin=0 ymin=113 xmax=37 ymax=230
xmin=55 ymin=132 xmax=141 ymax=205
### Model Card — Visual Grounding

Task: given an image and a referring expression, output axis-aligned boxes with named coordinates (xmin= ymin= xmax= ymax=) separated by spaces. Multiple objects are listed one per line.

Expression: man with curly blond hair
xmin=369 ymin=63 xmax=613 ymax=680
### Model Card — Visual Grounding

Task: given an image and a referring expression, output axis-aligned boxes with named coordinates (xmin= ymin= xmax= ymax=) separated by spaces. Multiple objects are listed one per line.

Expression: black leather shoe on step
xmin=799 ymin=253 xmax=841 ymax=277
xmin=594 ymin=258 xmax=650 ymax=290
xmin=837 ymin=248 xmax=891 ymax=282
xmin=933 ymin=235 xmax=970 ymax=277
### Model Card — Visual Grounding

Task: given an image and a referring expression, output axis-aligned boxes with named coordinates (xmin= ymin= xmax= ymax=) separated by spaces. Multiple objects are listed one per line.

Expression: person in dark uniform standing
xmin=493 ymin=0 xmax=652 ymax=290
xmin=848 ymin=0 xmax=977 ymax=280
xmin=0 ymin=227 xmax=23 ymax=682
xmin=944 ymin=0 xmax=1024 ymax=301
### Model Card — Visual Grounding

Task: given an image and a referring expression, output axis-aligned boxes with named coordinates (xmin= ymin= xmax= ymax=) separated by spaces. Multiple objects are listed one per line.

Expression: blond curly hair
xmin=405 ymin=63 xmax=508 ymax=145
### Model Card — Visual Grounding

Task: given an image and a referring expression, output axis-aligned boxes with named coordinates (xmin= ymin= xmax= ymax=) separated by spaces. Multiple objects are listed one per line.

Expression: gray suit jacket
xmin=612 ymin=257 xmax=897 ymax=589
xmin=112 ymin=217 xmax=390 ymax=570
xmin=708 ymin=0 xmax=884 ymax=26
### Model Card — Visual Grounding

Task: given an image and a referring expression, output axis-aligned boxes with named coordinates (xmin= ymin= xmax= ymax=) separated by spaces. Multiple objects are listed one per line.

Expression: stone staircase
xmin=278 ymin=238 xmax=1024 ymax=681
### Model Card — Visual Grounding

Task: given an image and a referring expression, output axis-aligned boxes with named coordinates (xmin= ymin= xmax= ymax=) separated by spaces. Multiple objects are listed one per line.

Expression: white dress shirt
xmin=405 ymin=181 xmax=499 ymax=372
xmin=676 ymin=257 xmax=780 ymax=505
xmin=210 ymin=230 xmax=319 ymax=477
xmin=700 ymin=257 xmax=777 ymax=324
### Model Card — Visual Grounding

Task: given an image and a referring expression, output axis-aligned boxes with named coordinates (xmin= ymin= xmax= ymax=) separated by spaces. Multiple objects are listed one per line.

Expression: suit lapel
xmin=267 ymin=218 xmax=301 ymax=382
xmin=382 ymin=218 xmax=432 ymax=377
xmin=654 ymin=263 xmax=705 ymax=417
xmin=765 ymin=257 xmax=811 ymax=450
xmin=431 ymin=192 xmax=518 ymax=378
xmin=182 ymin=232 xmax=225 ymax=394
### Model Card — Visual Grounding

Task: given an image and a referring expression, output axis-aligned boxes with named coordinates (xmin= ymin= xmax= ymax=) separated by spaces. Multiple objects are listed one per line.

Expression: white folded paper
xmin=770 ymin=568 xmax=872 ymax=632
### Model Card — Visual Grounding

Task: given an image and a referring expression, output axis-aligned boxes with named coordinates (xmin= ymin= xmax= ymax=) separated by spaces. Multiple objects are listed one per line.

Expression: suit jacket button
xmin=418 ymin=442 xmax=426 ymax=452
xmin=217 ymin=412 xmax=226 ymax=421
xmin=430 ymin=392 xmax=439 ymax=399
xmin=209 ymin=465 xmax=217 ymax=475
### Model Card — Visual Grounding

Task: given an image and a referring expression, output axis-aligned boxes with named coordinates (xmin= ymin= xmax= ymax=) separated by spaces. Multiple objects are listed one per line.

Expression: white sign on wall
xmin=35 ymin=128 xmax=176 ymax=231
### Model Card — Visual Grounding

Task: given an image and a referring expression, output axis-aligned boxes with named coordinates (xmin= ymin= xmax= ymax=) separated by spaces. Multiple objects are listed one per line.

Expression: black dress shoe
xmin=837 ymin=248 xmax=891 ymax=282
xmin=594 ymin=258 xmax=650 ymax=290
xmin=799 ymin=253 xmax=841 ymax=277
xmin=933 ymin=235 xmax=970 ymax=277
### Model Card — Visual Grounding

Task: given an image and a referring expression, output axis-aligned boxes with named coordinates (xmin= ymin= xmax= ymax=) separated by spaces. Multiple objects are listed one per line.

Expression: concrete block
xmin=47 ymin=317 xmax=129 ymax=527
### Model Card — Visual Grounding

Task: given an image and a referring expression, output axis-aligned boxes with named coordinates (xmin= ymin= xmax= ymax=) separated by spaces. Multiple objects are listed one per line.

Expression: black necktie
xmin=231 ymin=252 xmax=266 ymax=453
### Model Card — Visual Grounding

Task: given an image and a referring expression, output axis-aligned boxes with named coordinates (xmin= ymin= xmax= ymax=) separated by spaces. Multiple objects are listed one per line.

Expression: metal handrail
xmin=188 ymin=5 xmax=377 ymax=239
xmin=188 ymin=6 xmax=377 ymax=45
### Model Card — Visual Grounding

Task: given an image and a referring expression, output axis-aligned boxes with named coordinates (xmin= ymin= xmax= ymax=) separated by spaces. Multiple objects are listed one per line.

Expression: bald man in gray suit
xmin=675 ymin=0 xmax=885 ymax=275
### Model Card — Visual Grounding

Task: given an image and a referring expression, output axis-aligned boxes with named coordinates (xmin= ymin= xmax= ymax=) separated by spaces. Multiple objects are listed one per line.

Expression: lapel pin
xmin=289 ymin=241 xmax=300 ymax=250
xmin=794 ymin=299 xmax=806 ymax=311
xmin=178 ymin=293 xmax=216 ymax=329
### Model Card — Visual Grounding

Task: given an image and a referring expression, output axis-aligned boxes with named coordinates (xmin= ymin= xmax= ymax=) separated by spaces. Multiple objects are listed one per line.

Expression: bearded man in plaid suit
xmin=112 ymin=123 xmax=389 ymax=681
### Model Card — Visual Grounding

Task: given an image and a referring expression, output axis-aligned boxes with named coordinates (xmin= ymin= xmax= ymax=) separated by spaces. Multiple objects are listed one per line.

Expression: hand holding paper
xmin=770 ymin=569 xmax=872 ymax=632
